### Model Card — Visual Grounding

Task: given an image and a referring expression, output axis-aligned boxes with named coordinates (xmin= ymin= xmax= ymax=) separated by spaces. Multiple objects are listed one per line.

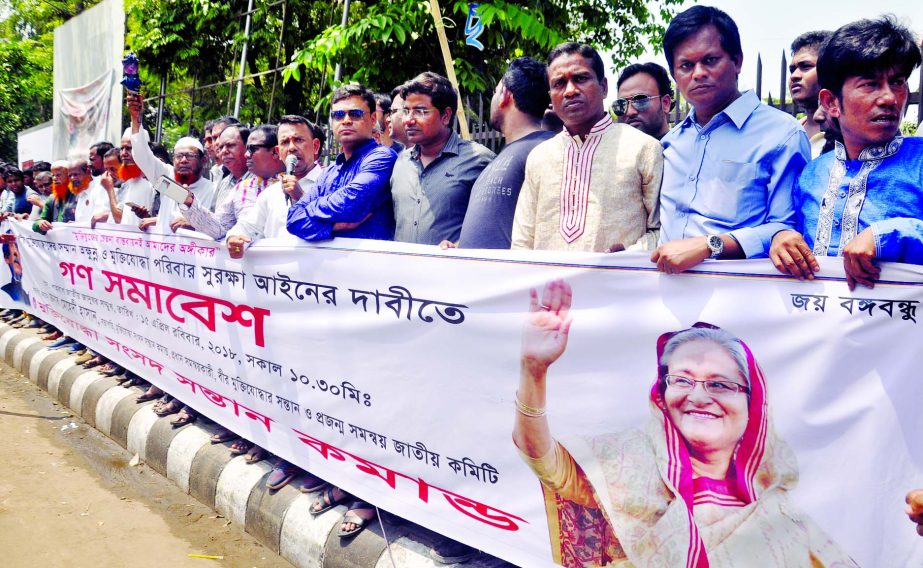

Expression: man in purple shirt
xmin=286 ymin=84 xmax=398 ymax=241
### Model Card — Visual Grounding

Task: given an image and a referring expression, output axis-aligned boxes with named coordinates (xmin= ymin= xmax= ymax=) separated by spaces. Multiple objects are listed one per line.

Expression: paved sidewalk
xmin=0 ymin=358 xmax=290 ymax=567
xmin=0 ymin=323 xmax=513 ymax=568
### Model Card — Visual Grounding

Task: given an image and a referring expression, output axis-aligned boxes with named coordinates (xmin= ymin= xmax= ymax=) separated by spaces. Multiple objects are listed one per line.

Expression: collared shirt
xmin=659 ymin=90 xmax=809 ymax=258
xmin=0 ymin=189 xmax=13 ymax=213
xmin=287 ymin=139 xmax=397 ymax=242
xmin=182 ymin=173 xmax=271 ymax=240
xmin=512 ymin=116 xmax=663 ymax=252
xmin=227 ymin=165 xmax=323 ymax=242
xmin=796 ymin=136 xmax=923 ymax=263
xmin=1 ymin=189 xmax=31 ymax=215
xmin=208 ymin=163 xmax=227 ymax=182
xmin=391 ymin=130 xmax=495 ymax=244
xmin=213 ymin=170 xmax=250 ymax=214
xmin=32 ymin=193 xmax=77 ymax=234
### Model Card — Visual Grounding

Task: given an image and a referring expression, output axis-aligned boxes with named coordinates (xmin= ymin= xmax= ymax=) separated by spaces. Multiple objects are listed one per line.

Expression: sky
xmin=601 ymin=0 xmax=923 ymax=122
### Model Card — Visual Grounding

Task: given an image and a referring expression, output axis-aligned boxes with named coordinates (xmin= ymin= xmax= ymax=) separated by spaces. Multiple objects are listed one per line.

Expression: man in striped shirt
xmin=512 ymin=42 xmax=663 ymax=253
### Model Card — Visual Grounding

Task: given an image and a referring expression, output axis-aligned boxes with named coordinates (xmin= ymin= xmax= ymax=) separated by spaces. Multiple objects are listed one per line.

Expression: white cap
xmin=174 ymin=136 xmax=204 ymax=153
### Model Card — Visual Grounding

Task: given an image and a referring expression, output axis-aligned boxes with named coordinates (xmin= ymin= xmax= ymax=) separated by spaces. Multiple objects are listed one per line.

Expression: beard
xmin=69 ymin=177 xmax=90 ymax=194
xmin=117 ymin=163 xmax=143 ymax=181
xmin=51 ymin=183 xmax=68 ymax=200
xmin=174 ymin=171 xmax=198 ymax=185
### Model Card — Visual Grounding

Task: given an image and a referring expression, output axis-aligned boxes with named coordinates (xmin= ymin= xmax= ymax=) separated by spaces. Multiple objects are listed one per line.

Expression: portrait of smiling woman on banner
xmin=513 ymin=280 xmax=856 ymax=567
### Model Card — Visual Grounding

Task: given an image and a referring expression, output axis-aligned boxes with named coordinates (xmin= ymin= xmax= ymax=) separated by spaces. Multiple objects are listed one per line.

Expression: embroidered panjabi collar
xmin=834 ymin=135 xmax=903 ymax=162
xmin=564 ymin=113 xmax=614 ymax=146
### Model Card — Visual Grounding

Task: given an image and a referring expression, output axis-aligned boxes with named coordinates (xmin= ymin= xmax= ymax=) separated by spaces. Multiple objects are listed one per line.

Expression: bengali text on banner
xmin=7 ymin=219 xmax=923 ymax=567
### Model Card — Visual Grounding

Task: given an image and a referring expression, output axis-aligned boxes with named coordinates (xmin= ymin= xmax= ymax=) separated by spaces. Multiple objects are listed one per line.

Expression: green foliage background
xmin=0 ymin=0 xmax=684 ymax=163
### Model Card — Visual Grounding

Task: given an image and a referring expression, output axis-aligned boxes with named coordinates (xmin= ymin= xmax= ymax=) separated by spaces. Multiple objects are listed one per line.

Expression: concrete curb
xmin=0 ymin=324 xmax=513 ymax=568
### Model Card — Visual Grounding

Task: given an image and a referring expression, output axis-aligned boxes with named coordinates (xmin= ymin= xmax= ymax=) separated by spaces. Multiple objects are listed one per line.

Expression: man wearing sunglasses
xmin=614 ymin=62 xmax=674 ymax=140
xmin=287 ymin=84 xmax=398 ymax=242
xmin=181 ymin=125 xmax=284 ymax=240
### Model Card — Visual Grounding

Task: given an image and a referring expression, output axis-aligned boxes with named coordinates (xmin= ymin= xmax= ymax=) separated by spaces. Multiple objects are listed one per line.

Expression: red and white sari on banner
xmin=522 ymin=324 xmax=857 ymax=567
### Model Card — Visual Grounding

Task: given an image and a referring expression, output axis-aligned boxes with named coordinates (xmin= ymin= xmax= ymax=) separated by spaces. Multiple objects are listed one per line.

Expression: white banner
xmin=10 ymin=220 xmax=923 ymax=567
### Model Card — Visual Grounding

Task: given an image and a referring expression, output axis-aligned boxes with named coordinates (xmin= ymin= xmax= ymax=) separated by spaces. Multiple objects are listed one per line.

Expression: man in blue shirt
xmin=652 ymin=5 xmax=810 ymax=274
xmin=287 ymin=84 xmax=398 ymax=241
xmin=769 ymin=16 xmax=922 ymax=290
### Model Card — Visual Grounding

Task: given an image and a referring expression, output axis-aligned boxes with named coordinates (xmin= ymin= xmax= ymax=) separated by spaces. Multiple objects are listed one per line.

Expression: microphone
xmin=285 ymin=155 xmax=298 ymax=175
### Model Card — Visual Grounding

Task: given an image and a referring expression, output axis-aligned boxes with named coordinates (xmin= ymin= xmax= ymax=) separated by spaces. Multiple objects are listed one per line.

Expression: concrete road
xmin=0 ymin=360 xmax=291 ymax=568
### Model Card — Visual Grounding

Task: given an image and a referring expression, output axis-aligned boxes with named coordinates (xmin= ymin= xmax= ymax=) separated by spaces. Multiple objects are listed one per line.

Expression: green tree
xmin=126 ymin=0 xmax=683 ymax=138
xmin=0 ymin=0 xmax=100 ymax=163
xmin=286 ymin=0 xmax=684 ymax=99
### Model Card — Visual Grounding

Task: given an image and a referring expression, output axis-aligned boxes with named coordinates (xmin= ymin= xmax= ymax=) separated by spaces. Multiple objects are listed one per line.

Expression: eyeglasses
xmin=388 ymin=107 xmax=404 ymax=117
xmin=246 ymin=143 xmax=273 ymax=154
xmin=400 ymin=107 xmax=438 ymax=119
xmin=612 ymin=94 xmax=658 ymax=116
xmin=174 ymin=152 xmax=201 ymax=162
xmin=330 ymin=109 xmax=367 ymax=122
xmin=664 ymin=374 xmax=750 ymax=396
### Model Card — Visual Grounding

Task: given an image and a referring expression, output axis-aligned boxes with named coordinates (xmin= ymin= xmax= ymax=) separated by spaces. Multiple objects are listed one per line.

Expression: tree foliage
xmin=0 ymin=0 xmax=100 ymax=163
xmin=1 ymin=0 xmax=681 ymax=160
xmin=286 ymin=0 xmax=684 ymax=96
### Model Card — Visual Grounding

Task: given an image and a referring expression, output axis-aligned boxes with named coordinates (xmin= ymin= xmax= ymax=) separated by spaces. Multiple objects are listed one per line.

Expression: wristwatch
xmin=706 ymin=235 xmax=724 ymax=259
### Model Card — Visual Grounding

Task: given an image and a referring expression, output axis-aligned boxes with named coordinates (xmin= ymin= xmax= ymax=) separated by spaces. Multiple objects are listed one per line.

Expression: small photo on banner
xmin=0 ymin=221 xmax=30 ymax=310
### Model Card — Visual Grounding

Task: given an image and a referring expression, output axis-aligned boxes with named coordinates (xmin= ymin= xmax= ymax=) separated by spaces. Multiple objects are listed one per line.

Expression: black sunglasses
xmin=246 ymin=143 xmax=274 ymax=154
xmin=330 ymin=109 xmax=367 ymax=122
xmin=612 ymin=94 xmax=658 ymax=116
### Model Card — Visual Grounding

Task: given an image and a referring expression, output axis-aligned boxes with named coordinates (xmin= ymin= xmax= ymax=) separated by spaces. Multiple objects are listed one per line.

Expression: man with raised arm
xmin=126 ymin=93 xmax=216 ymax=234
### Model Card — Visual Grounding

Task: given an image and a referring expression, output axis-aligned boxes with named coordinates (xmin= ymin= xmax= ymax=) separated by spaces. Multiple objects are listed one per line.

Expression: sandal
xmin=310 ymin=486 xmax=350 ymax=517
xmin=154 ymin=399 xmax=183 ymax=417
xmin=210 ymin=428 xmax=237 ymax=444
xmin=136 ymin=386 xmax=163 ymax=403
xmin=337 ymin=501 xmax=376 ymax=538
xmin=170 ymin=408 xmax=197 ymax=428
xmin=299 ymin=472 xmax=327 ymax=494
xmin=244 ymin=445 xmax=268 ymax=464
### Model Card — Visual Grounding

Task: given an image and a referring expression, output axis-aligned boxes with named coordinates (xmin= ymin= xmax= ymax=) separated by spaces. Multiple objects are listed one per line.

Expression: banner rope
xmin=376 ymin=505 xmax=398 ymax=568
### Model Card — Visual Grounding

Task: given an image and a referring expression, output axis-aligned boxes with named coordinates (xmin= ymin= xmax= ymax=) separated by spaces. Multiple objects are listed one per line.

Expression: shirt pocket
xmin=700 ymin=160 xmax=764 ymax=223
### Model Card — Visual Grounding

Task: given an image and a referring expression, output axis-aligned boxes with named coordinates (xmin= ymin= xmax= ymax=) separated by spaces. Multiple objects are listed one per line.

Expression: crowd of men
xmin=2 ymin=4 xmax=923 ymax=562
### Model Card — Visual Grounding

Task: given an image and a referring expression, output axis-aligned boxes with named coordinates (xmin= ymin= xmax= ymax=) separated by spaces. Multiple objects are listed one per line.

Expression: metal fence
xmin=668 ymin=51 xmax=923 ymax=127
xmin=146 ymin=49 xmax=921 ymax=156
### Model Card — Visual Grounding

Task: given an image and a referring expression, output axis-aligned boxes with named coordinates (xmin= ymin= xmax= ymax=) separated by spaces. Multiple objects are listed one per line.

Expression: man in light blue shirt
xmin=651 ymin=5 xmax=810 ymax=274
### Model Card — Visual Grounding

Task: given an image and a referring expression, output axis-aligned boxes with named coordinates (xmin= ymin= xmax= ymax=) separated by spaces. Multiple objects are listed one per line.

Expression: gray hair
xmin=659 ymin=327 xmax=749 ymax=385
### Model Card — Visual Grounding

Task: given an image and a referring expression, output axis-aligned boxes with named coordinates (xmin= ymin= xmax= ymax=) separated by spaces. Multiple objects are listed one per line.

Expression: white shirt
xmin=73 ymin=184 xmax=97 ymax=223
xmin=130 ymin=129 xmax=216 ymax=234
xmin=119 ymin=176 xmax=154 ymax=226
xmin=226 ymin=165 xmax=322 ymax=242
